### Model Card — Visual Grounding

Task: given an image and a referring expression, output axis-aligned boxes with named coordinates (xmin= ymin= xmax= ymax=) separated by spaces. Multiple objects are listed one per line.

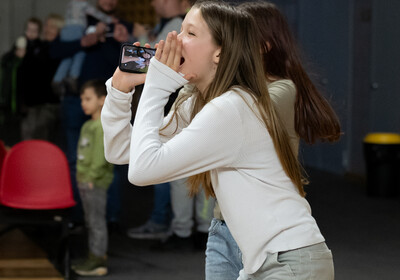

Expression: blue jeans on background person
xmin=107 ymin=164 xmax=129 ymax=224
xmin=206 ymin=218 xmax=243 ymax=280
xmin=53 ymin=24 xmax=86 ymax=82
xmin=150 ymin=182 xmax=172 ymax=226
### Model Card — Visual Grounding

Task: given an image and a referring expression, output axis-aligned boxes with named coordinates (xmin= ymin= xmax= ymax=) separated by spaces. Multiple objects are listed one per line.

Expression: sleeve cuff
xmin=149 ymin=57 xmax=189 ymax=86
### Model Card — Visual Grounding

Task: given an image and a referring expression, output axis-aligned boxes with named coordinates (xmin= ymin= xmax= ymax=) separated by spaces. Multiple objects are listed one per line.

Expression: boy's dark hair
xmin=80 ymin=79 xmax=107 ymax=98
xmin=26 ymin=17 xmax=43 ymax=33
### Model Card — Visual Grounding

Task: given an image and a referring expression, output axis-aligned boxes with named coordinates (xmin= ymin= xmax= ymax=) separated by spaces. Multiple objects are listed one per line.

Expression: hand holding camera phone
xmin=119 ymin=43 xmax=156 ymax=74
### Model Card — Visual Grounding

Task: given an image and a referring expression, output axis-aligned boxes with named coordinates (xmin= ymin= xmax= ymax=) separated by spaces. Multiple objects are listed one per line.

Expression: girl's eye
xmin=188 ymin=32 xmax=195 ymax=36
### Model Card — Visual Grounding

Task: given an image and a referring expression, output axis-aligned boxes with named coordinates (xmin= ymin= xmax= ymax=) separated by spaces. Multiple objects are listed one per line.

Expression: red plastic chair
xmin=0 ymin=140 xmax=7 ymax=174
xmin=0 ymin=139 xmax=75 ymax=209
xmin=0 ymin=140 xmax=76 ymax=279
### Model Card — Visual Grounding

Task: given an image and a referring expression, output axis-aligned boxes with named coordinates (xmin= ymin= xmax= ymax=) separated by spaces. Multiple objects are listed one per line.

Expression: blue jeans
xmin=150 ymin=182 xmax=172 ymax=226
xmin=53 ymin=24 xmax=85 ymax=82
xmin=206 ymin=218 xmax=243 ymax=280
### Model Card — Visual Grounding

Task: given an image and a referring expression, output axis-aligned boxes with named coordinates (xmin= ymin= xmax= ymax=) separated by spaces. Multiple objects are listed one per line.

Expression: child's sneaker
xmin=72 ymin=253 xmax=107 ymax=276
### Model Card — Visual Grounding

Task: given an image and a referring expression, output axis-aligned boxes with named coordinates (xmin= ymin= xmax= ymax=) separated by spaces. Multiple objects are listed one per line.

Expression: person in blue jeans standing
xmin=205 ymin=1 xmax=341 ymax=279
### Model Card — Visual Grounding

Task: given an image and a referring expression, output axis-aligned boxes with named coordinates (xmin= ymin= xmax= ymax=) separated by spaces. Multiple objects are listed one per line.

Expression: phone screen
xmin=119 ymin=44 xmax=156 ymax=73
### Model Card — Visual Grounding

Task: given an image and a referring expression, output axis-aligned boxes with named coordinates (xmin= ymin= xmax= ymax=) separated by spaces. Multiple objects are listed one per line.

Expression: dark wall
xmin=272 ymin=0 xmax=400 ymax=176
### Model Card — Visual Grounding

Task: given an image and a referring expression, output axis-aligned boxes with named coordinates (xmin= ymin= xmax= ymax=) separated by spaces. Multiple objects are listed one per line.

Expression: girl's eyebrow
xmin=182 ymin=22 xmax=196 ymax=29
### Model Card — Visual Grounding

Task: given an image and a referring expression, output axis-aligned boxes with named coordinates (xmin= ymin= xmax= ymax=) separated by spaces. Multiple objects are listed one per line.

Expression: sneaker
xmin=126 ymin=220 xmax=169 ymax=240
xmin=72 ymin=253 xmax=107 ymax=276
xmin=151 ymin=233 xmax=193 ymax=252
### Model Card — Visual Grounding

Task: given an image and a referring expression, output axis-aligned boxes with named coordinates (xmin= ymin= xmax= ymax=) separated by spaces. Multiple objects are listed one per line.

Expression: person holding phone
xmin=102 ymin=1 xmax=334 ymax=279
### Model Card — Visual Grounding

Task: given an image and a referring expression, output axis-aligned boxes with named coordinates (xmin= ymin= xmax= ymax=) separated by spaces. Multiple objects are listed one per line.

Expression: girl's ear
xmin=213 ymin=48 xmax=221 ymax=64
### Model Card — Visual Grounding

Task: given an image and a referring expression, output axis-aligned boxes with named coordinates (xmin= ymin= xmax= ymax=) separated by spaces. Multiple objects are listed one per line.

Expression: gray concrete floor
xmin=72 ymin=167 xmax=400 ymax=280
xmin=21 ymin=167 xmax=400 ymax=280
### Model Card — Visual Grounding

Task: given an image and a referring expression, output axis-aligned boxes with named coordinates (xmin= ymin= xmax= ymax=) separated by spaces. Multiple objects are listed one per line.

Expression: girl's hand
xmin=111 ymin=42 xmax=150 ymax=93
xmin=155 ymin=32 xmax=181 ymax=72
xmin=155 ymin=31 xmax=195 ymax=81
xmin=111 ymin=68 xmax=146 ymax=93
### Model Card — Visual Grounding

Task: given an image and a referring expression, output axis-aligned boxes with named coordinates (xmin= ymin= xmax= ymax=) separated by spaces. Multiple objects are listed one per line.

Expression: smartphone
xmin=119 ymin=43 xmax=156 ymax=73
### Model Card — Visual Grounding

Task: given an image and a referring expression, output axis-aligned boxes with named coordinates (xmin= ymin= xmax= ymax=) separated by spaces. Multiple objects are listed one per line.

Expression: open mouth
xmin=180 ymin=57 xmax=185 ymax=65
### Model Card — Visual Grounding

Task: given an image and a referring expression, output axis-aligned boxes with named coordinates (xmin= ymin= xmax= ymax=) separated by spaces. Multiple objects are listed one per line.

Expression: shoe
xmin=126 ymin=220 xmax=169 ymax=240
xmin=193 ymin=231 xmax=208 ymax=251
xmin=72 ymin=253 xmax=107 ymax=276
xmin=151 ymin=233 xmax=193 ymax=252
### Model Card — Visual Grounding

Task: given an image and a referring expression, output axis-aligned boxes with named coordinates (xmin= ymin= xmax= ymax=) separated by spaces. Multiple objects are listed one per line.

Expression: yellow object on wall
xmin=364 ymin=133 xmax=400 ymax=144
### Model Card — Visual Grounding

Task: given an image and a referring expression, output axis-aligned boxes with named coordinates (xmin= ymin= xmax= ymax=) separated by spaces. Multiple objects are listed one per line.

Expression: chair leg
xmin=60 ymin=221 xmax=71 ymax=280
xmin=64 ymin=237 xmax=70 ymax=280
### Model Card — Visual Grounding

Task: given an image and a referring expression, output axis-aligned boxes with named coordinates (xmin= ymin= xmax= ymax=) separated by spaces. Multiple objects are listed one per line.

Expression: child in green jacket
xmin=74 ymin=79 xmax=113 ymax=276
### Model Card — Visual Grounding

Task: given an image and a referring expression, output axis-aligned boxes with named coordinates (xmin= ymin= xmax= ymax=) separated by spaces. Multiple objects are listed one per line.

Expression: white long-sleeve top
xmin=101 ymin=58 xmax=325 ymax=274
xmin=213 ymin=78 xmax=299 ymax=220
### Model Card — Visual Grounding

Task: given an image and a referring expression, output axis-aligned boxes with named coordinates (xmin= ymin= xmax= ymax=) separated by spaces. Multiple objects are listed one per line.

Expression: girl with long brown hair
xmin=205 ymin=1 xmax=340 ymax=279
xmin=102 ymin=1 xmax=335 ymax=279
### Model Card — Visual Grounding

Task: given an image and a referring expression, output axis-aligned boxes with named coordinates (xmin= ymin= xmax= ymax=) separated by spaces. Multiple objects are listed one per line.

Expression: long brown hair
xmin=239 ymin=1 xmax=341 ymax=144
xmin=171 ymin=1 xmax=306 ymax=198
